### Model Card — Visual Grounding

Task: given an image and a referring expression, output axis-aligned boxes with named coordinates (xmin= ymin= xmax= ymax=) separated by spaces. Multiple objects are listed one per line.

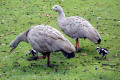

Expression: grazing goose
xmin=52 ymin=5 xmax=101 ymax=52
xmin=10 ymin=25 xmax=75 ymax=66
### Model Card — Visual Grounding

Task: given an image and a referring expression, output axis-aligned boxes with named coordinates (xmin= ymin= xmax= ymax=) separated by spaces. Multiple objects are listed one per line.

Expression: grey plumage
xmin=10 ymin=29 xmax=30 ymax=51
xmin=10 ymin=25 xmax=75 ymax=66
xmin=52 ymin=5 xmax=101 ymax=52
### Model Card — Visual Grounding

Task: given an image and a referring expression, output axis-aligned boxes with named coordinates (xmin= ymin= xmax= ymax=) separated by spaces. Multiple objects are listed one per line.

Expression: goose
xmin=52 ymin=5 xmax=101 ymax=52
xmin=10 ymin=25 xmax=75 ymax=66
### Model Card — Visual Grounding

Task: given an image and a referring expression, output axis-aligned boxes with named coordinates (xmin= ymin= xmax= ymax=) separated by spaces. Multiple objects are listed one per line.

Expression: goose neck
xmin=58 ymin=10 xmax=65 ymax=20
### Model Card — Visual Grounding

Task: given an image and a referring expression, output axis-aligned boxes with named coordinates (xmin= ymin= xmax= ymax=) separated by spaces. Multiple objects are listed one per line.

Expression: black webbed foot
xmin=75 ymin=47 xmax=81 ymax=53
xmin=27 ymin=57 xmax=38 ymax=61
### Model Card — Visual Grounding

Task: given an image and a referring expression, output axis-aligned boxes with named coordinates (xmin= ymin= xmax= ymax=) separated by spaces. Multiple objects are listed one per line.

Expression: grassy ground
xmin=0 ymin=0 xmax=120 ymax=80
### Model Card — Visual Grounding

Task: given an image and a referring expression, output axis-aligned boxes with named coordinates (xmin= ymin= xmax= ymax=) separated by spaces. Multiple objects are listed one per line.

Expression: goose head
xmin=52 ymin=5 xmax=63 ymax=12
xmin=9 ymin=41 xmax=17 ymax=52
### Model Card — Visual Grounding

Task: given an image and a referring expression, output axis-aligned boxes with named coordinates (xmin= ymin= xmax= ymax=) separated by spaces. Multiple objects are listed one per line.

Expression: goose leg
xmin=75 ymin=38 xmax=81 ymax=52
xmin=47 ymin=53 xmax=50 ymax=67
xmin=37 ymin=56 xmax=46 ymax=59
xmin=27 ymin=56 xmax=46 ymax=61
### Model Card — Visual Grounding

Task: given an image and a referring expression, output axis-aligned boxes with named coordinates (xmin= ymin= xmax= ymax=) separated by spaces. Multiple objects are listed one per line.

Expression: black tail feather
xmin=61 ymin=50 xmax=75 ymax=59
xmin=97 ymin=38 xmax=101 ymax=44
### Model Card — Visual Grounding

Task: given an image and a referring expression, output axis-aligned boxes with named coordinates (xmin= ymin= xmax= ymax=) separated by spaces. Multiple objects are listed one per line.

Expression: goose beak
xmin=51 ymin=7 xmax=57 ymax=12
xmin=51 ymin=8 xmax=53 ymax=10
xmin=9 ymin=49 xmax=13 ymax=53
xmin=9 ymin=46 xmax=14 ymax=53
xmin=51 ymin=7 xmax=54 ymax=10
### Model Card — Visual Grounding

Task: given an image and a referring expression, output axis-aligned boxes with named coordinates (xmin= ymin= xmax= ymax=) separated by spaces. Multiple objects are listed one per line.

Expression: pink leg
xmin=75 ymin=39 xmax=81 ymax=52
xmin=27 ymin=56 xmax=46 ymax=61
xmin=47 ymin=54 xmax=50 ymax=66
xmin=37 ymin=56 xmax=46 ymax=59
xmin=76 ymin=39 xmax=78 ymax=48
xmin=76 ymin=39 xmax=79 ymax=48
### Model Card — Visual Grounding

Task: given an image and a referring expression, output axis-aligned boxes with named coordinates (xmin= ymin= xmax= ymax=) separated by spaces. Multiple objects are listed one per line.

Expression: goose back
xmin=27 ymin=25 xmax=75 ymax=53
xmin=57 ymin=16 xmax=101 ymax=43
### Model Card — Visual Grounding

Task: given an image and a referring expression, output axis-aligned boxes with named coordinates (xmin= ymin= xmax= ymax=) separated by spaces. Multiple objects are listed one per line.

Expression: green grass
xmin=0 ymin=0 xmax=120 ymax=80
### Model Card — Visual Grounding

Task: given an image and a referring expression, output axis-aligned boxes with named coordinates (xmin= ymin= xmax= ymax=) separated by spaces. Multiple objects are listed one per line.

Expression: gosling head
xmin=96 ymin=46 xmax=101 ymax=50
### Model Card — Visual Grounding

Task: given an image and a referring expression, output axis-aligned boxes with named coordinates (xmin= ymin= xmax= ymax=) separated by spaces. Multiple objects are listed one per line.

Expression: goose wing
xmin=28 ymin=25 xmax=74 ymax=53
xmin=58 ymin=16 xmax=101 ymax=42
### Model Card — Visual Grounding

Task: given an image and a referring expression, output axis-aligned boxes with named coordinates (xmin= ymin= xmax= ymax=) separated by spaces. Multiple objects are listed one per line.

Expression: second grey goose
xmin=52 ymin=5 xmax=101 ymax=52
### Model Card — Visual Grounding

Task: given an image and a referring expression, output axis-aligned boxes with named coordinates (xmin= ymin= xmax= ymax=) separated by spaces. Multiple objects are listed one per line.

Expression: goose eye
xmin=55 ymin=7 xmax=57 ymax=8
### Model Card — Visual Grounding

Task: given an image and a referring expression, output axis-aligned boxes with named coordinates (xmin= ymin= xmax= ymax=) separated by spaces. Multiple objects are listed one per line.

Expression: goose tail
xmin=97 ymin=38 xmax=101 ymax=44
